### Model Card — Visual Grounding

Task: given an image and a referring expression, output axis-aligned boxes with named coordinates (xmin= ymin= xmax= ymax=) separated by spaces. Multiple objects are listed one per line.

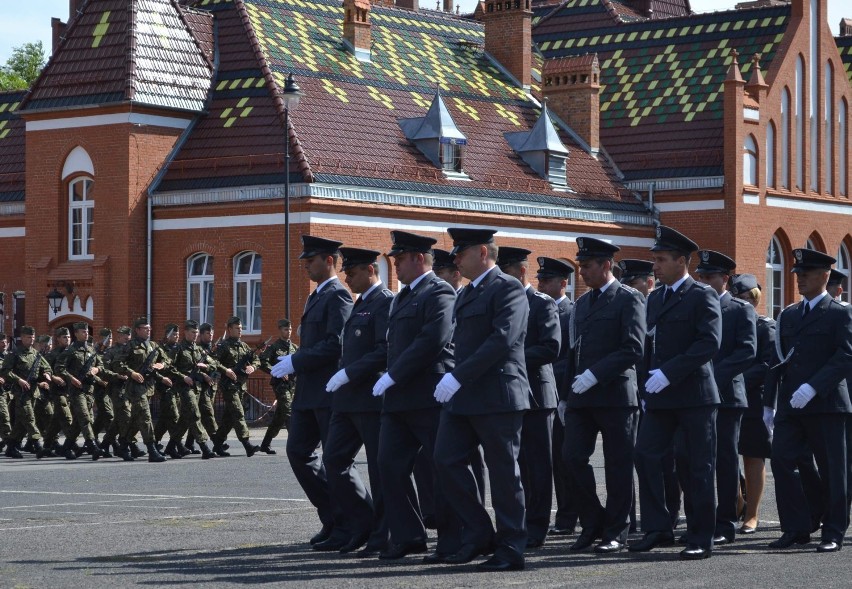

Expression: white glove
xmin=645 ymin=369 xmax=670 ymax=394
xmin=557 ymin=400 xmax=567 ymax=426
xmin=790 ymin=383 xmax=817 ymax=409
xmin=641 ymin=399 xmax=646 ymax=413
xmin=372 ymin=373 xmax=395 ymax=397
xmin=762 ymin=407 xmax=775 ymax=436
xmin=434 ymin=373 xmax=461 ymax=403
xmin=325 ymin=369 xmax=350 ymax=393
xmin=271 ymin=355 xmax=294 ymax=378
xmin=572 ymin=369 xmax=598 ymax=395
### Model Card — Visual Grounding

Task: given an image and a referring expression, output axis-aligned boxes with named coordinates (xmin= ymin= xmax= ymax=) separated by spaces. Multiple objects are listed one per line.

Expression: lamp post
xmin=47 ymin=288 xmax=64 ymax=315
xmin=282 ymin=73 xmax=305 ymax=321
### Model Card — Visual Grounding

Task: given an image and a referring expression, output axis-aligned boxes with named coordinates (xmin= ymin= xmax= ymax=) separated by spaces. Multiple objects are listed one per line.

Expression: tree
xmin=0 ymin=41 xmax=46 ymax=91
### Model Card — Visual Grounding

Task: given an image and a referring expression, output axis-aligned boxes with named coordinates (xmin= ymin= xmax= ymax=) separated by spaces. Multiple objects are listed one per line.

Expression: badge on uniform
xmin=700 ymin=251 xmax=710 ymax=263
xmin=354 ymin=329 xmax=362 ymax=337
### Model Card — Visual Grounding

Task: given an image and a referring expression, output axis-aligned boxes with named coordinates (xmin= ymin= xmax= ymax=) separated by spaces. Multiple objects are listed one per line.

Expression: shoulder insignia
xmin=533 ymin=290 xmax=552 ymax=301
xmin=618 ymin=283 xmax=639 ymax=295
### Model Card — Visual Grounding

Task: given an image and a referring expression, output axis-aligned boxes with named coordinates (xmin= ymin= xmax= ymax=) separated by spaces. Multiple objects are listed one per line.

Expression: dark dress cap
xmin=650 ymin=225 xmax=699 ymax=253
xmin=695 ymin=250 xmax=736 ymax=275
xmin=184 ymin=320 xmax=199 ymax=330
xmin=447 ymin=227 xmax=497 ymax=256
xmin=72 ymin=322 xmax=89 ymax=331
xmin=99 ymin=328 xmax=112 ymax=337
xmin=729 ymin=273 xmax=761 ymax=296
xmin=54 ymin=327 xmax=70 ymax=337
xmin=617 ymin=259 xmax=654 ymax=283
xmin=20 ymin=325 xmax=35 ymax=335
xmin=791 ymin=248 xmax=836 ymax=273
xmin=117 ymin=326 xmax=132 ymax=335
xmin=575 ymin=236 xmax=620 ymax=260
xmin=828 ymin=269 xmax=848 ymax=286
xmin=433 ymin=248 xmax=457 ymax=270
xmin=388 ymin=231 xmax=437 ymax=256
xmin=299 ymin=235 xmax=343 ymax=259
xmin=339 ymin=247 xmax=381 ymax=270
xmin=537 ymin=256 xmax=574 ymax=279
xmin=496 ymin=246 xmax=532 ymax=267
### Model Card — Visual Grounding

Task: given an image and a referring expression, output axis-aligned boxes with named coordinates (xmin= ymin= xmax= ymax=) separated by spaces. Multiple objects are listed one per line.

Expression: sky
xmin=0 ymin=0 xmax=847 ymax=65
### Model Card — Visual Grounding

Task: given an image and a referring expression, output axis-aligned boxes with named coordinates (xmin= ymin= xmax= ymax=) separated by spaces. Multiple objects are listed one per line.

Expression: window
xmin=795 ymin=56 xmax=805 ymax=190
xmin=841 ymin=99 xmax=848 ymax=197
xmin=187 ymin=253 xmax=214 ymax=325
xmin=68 ymin=178 xmax=94 ymax=259
xmin=744 ymin=135 xmax=758 ymax=186
xmin=825 ymin=62 xmax=834 ymax=194
xmin=377 ymin=256 xmax=390 ymax=289
xmin=781 ymin=89 xmax=791 ymax=189
xmin=234 ymin=252 xmax=262 ymax=334
xmin=837 ymin=244 xmax=851 ymax=304
xmin=766 ymin=236 xmax=784 ymax=319
xmin=559 ymin=258 xmax=576 ymax=301
xmin=766 ymin=121 xmax=776 ymax=188
xmin=440 ymin=141 xmax=462 ymax=172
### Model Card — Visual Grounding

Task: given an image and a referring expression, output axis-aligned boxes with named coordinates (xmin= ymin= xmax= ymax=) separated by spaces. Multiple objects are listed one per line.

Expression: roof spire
xmin=726 ymin=49 xmax=743 ymax=83
xmin=746 ymin=53 xmax=768 ymax=88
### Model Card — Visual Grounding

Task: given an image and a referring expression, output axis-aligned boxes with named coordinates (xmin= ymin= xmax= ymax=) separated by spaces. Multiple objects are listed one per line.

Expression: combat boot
xmin=61 ymin=439 xmax=77 ymax=460
xmin=130 ymin=443 xmax=147 ymax=458
xmin=184 ymin=436 xmax=201 ymax=455
xmin=23 ymin=438 xmax=34 ymax=453
xmin=259 ymin=432 xmax=277 ymax=454
xmin=117 ymin=440 xmax=135 ymax=462
xmin=146 ymin=442 xmax=166 ymax=463
xmin=98 ymin=439 xmax=113 ymax=458
xmin=34 ymin=440 xmax=52 ymax=459
xmin=200 ymin=441 xmax=216 ymax=460
xmin=241 ymin=438 xmax=260 ymax=458
xmin=5 ymin=440 xmax=23 ymax=459
xmin=84 ymin=438 xmax=102 ymax=461
xmin=212 ymin=440 xmax=230 ymax=457
xmin=164 ymin=440 xmax=182 ymax=459
xmin=175 ymin=441 xmax=193 ymax=457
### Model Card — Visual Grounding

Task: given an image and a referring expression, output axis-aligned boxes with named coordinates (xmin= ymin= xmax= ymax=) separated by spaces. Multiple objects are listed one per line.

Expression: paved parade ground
xmin=1 ymin=429 xmax=850 ymax=589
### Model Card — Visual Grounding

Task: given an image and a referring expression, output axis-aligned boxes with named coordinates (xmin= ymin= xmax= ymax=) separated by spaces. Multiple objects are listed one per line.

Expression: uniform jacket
xmin=291 ymin=278 xmax=354 ymax=410
xmin=111 ymin=338 xmax=170 ymax=399
xmin=565 ymin=282 xmax=646 ymax=408
xmin=764 ymin=295 xmax=852 ymax=415
xmin=714 ymin=292 xmax=757 ymax=408
xmin=523 ymin=286 xmax=561 ymax=410
xmin=0 ymin=347 xmax=51 ymax=397
xmin=55 ymin=342 xmax=105 ymax=396
xmin=260 ymin=339 xmax=298 ymax=396
xmin=170 ymin=340 xmax=215 ymax=394
xmin=645 ymin=276 xmax=722 ymax=409
xmin=213 ymin=338 xmax=261 ymax=394
xmin=552 ymin=297 xmax=574 ymax=396
xmin=334 ymin=285 xmax=393 ymax=413
xmin=447 ymin=266 xmax=531 ymax=415
xmin=742 ymin=315 xmax=775 ymax=419
xmin=385 ymin=271 xmax=455 ymax=413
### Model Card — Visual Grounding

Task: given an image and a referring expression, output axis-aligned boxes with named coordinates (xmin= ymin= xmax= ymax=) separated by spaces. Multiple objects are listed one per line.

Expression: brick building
xmin=0 ymin=0 xmax=850 ymax=349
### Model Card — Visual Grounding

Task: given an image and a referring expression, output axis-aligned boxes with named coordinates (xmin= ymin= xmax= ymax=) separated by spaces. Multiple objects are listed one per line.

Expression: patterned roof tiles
xmin=0 ymin=92 xmax=25 ymax=203
xmin=837 ymin=34 xmax=852 ymax=84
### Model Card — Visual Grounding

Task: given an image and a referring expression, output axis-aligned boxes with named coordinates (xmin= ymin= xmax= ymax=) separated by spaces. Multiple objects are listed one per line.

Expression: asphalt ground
xmin=1 ymin=429 xmax=850 ymax=589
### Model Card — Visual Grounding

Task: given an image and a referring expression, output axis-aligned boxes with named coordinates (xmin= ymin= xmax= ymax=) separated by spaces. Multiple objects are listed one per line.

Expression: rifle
xmin=18 ymin=350 xmax=45 ymax=399
xmin=233 ymin=337 xmax=274 ymax=375
xmin=74 ymin=348 xmax=100 ymax=391
xmin=137 ymin=344 xmax=162 ymax=379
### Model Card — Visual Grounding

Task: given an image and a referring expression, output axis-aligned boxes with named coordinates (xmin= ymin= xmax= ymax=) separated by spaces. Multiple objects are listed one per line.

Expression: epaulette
xmin=757 ymin=315 xmax=774 ymax=325
xmin=728 ymin=296 xmax=750 ymax=306
xmin=692 ymin=281 xmax=710 ymax=289
xmin=829 ymin=298 xmax=850 ymax=307
xmin=533 ymin=290 xmax=553 ymax=302
xmin=618 ymin=283 xmax=640 ymax=295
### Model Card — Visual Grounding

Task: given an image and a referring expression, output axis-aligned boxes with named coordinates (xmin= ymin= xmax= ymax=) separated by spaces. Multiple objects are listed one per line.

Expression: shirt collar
xmin=598 ymin=276 xmax=617 ymax=294
xmin=315 ymin=275 xmax=338 ymax=294
xmin=470 ymin=265 xmax=498 ymax=289
xmin=360 ymin=281 xmax=383 ymax=302
xmin=668 ymin=274 xmax=689 ymax=294
xmin=408 ymin=271 xmax=430 ymax=291
xmin=804 ymin=291 xmax=829 ymax=309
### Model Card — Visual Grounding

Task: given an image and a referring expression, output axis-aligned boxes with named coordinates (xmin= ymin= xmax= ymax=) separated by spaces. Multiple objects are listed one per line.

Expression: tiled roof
xmin=23 ymin=0 xmax=212 ymax=113
xmin=158 ymin=0 xmax=632 ymax=206
xmin=837 ymin=34 xmax=852 ymax=84
xmin=0 ymin=92 xmax=25 ymax=203
xmin=535 ymin=4 xmax=790 ymax=180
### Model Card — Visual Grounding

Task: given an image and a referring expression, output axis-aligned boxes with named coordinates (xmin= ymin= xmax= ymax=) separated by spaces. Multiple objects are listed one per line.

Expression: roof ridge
xmin=125 ymin=0 xmax=138 ymax=102
xmin=234 ymin=0 xmax=314 ymax=183
xmin=173 ymin=0 xmax=215 ymax=70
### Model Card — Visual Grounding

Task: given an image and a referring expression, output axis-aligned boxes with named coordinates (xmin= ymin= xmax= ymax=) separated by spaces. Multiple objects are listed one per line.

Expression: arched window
xmin=744 ymin=135 xmax=758 ymax=186
xmin=795 ymin=56 xmax=805 ymax=190
xmin=559 ymin=258 xmax=576 ymax=301
xmin=68 ymin=177 xmax=94 ymax=260
xmin=825 ymin=61 xmax=834 ymax=194
xmin=377 ymin=256 xmax=390 ymax=289
xmin=836 ymin=243 xmax=851 ymax=304
xmin=781 ymin=88 xmax=791 ymax=189
xmin=234 ymin=252 xmax=262 ymax=334
xmin=766 ymin=121 xmax=776 ymax=188
xmin=766 ymin=236 xmax=785 ymax=319
xmin=841 ymin=99 xmax=848 ymax=197
xmin=187 ymin=253 xmax=214 ymax=324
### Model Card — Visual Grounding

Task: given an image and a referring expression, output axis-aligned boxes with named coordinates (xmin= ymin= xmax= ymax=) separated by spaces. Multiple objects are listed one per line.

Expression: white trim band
xmin=26 ymin=113 xmax=192 ymax=132
xmin=743 ymin=192 xmax=760 ymax=205
xmin=766 ymin=196 xmax=852 ymax=215
xmin=655 ymin=199 xmax=725 ymax=212
xmin=0 ymin=227 xmax=25 ymax=238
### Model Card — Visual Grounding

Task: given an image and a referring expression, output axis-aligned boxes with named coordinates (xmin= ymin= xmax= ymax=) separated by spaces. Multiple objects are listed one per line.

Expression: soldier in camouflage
xmin=168 ymin=320 xmax=216 ymax=459
xmin=258 ymin=319 xmax=298 ymax=454
xmin=42 ymin=328 xmax=78 ymax=460
xmin=184 ymin=323 xmax=224 ymax=454
xmin=154 ymin=324 xmax=185 ymax=457
xmin=100 ymin=326 xmax=136 ymax=458
xmin=92 ymin=328 xmax=115 ymax=443
xmin=32 ymin=335 xmax=55 ymax=455
xmin=0 ymin=334 xmax=11 ymax=454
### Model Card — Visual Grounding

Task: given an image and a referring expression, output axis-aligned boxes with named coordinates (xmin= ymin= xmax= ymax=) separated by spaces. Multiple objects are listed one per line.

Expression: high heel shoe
xmin=738 ymin=522 xmax=758 ymax=534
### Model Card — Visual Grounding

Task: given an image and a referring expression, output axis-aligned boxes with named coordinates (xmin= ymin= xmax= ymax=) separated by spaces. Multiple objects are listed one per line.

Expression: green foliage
xmin=0 ymin=41 xmax=46 ymax=91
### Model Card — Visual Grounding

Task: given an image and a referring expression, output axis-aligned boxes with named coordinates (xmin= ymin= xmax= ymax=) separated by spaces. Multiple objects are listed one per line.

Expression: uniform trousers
xmin=552 ymin=417 xmax=579 ymax=531
xmin=0 ymin=392 xmax=11 ymax=441
xmin=34 ymin=395 xmax=54 ymax=440
xmin=154 ymin=391 xmax=181 ymax=441
xmin=68 ymin=392 xmax=96 ymax=441
xmin=635 ymin=406 xmax=717 ymax=550
xmin=10 ymin=390 xmax=41 ymax=441
xmin=44 ymin=394 xmax=74 ymax=444
xmin=104 ymin=387 xmax=131 ymax=444
xmin=263 ymin=384 xmax=293 ymax=441
xmin=124 ymin=392 xmax=155 ymax=445
xmin=518 ymin=408 xmax=554 ymax=542
xmin=213 ymin=387 xmax=250 ymax=443
xmin=173 ymin=389 xmax=209 ymax=443
xmin=198 ymin=387 xmax=218 ymax=438
xmin=92 ymin=390 xmax=114 ymax=436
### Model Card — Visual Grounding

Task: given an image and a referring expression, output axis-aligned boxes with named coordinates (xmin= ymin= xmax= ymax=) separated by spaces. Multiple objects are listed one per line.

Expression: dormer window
xmin=504 ymin=102 xmax=570 ymax=190
xmin=399 ymin=92 xmax=469 ymax=179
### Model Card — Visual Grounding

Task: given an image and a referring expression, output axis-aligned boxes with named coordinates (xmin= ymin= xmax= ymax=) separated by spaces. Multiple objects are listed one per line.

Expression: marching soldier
xmin=0 ymin=334 xmax=10 ymax=454
xmin=536 ymin=256 xmax=580 ymax=536
xmin=562 ymin=238 xmax=645 ymax=554
xmin=258 ymin=319 xmax=298 ymax=454
xmin=193 ymin=323 xmax=222 ymax=446
xmin=271 ymin=236 xmax=353 ymax=547
xmin=496 ymin=246 xmax=561 ymax=549
xmin=630 ymin=226 xmax=721 ymax=560
xmin=154 ymin=324 xmax=185 ymax=458
xmin=42 ymin=328 xmax=76 ymax=459
xmin=92 ymin=328 xmax=115 ymax=441
xmin=692 ymin=251 xmax=756 ymax=546
xmin=764 ymin=248 xmax=852 ymax=552
xmin=100 ymin=327 xmax=133 ymax=458
xmin=433 ymin=228 xmax=530 ymax=572
xmin=111 ymin=318 xmax=170 ymax=462
xmin=1 ymin=326 xmax=52 ymax=458
xmin=210 ymin=316 xmax=263 ymax=457
xmin=33 ymin=335 xmax=55 ymax=453
xmin=168 ymin=320 xmax=216 ymax=459
xmin=320 ymin=247 xmax=393 ymax=554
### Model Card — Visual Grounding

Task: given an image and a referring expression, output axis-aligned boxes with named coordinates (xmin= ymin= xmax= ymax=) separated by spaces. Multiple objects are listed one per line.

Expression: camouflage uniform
xmin=169 ymin=332 xmax=216 ymax=458
xmin=259 ymin=337 xmax=298 ymax=451
xmin=0 ymin=347 xmax=12 ymax=449
xmin=92 ymin=335 xmax=116 ymax=438
xmin=42 ymin=340 xmax=76 ymax=457
xmin=154 ymin=327 xmax=182 ymax=446
xmin=55 ymin=339 xmax=105 ymax=459
xmin=101 ymin=340 xmax=132 ymax=451
xmin=1 ymin=336 xmax=51 ymax=457
xmin=211 ymin=333 xmax=261 ymax=456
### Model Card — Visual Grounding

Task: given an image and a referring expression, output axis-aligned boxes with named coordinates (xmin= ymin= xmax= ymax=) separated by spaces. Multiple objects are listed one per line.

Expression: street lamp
xmin=282 ymin=73 xmax=304 ymax=321
xmin=47 ymin=288 xmax=64 ymax=314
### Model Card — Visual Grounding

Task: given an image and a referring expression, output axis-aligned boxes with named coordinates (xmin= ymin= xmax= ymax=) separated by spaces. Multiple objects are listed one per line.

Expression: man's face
xmin=733 ymin=290 xmax=757 ymax=308
xmin=21 ymin=333 xmax=34 ymax=347
xmin=0 ymin=339 xmax=8 ymax=353
xmin=227 ymin=323 xmax=242 ymax=338
xmin=827 ymin=284 xmax=843 ymax=299
xmin=200 ymin=331 xmax=213 ymax=344
xmin=652 ymin=252 xmax=685 ymax=286
xmin=279 ymin=326 xmax=292 ymax=340
xmin=795 ymin=268 xmax=830 ymax=300
xmin=344 ymin=264 xmax=372 ymax=294
xmin=393 ymin=252 xmax=420 ymax=285
xmin=303 ymin=254 xmax=330 ymax=283
xmin=626 ymin=276 xmax=654 ymax=297
xmin=695 ymin=271 xmax=728 ymax=296
xmin=435 ymin=266 xmax=459 ymax=285
xmin=56 ymin=334 xmax=70 ymax=348
xmin=500 ymin=262 xmax=524 ymax=283
xmin=537 ymin=275 xmax=566 ymax=299
xmin=135 ymin=325 xmax=151 ymax=340
xmin=75 ymin=328 xmax=89 ymax=343
xmin=184 ymin=328 xmax=198 ymax=343
xmin=115 ymin=333 xmax=130 ymax=345
xmin=166 ymin=330 xmax=179 ymax=344
xmin=454 ymin=245 xmax=485 ymax=281
xmin=578 ymin=258 xmax=609 ymax=290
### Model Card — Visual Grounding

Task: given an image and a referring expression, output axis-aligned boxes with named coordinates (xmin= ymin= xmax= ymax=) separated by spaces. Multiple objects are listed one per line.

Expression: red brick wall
xmin=483 ymin=0 xmax=532 ymax=87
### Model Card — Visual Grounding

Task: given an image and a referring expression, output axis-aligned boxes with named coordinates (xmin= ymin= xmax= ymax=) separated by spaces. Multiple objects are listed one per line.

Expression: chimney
xmin=841 ymin=18 xmax=852 ymax=36
xmin=482 ymin=0 xmax=532 ymax=88
xmin=396 ymin=0 xmax=419 ymax=10
xmin=343 ymin=0 xmax=372 ymax=61
xmin=371 ymin=0 xmax=394 ymax=7
xmin=51 ymin=18 xmax=67 ymax=54
xmin=543 ymin=54 xmax=601 ymax=151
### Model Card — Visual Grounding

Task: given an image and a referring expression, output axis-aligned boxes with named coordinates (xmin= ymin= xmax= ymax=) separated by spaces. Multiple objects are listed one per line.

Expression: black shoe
xmin=313 ymin=536 xmax=348 ymax=552
xmin=310 ymin=523 xmax=334 ymax=545
xmin=712 ymin=534 xmax=734 ymax=545
xmin=549 ymin=525 xmax=576 ymax=536
xmin=118 ymin=442 xmax=135 ymax=462
xmin=526 ymin=537 xmax=545 ymax=549
xmin=165 ymin=440 xmax=182 ymax=460
xmin=84 ymin=439 xmax=102 ymax=461
xmin=816 ymin=540 xmax=842 ymax=552
xmin=443 ymin=543 xmax=490 ymax=564
xmin=212 ymin=443 xmax=231 ymax=457
xmin=357 ymin=543 xmax=386 ymax=558
xmin=5 ymin=444 xmax=23 ymax=459
xmin=476 ymin=554 xmax=524 ymax=572
xmin=221 ymin=442 xmax=230 ymax=451
xmin=259 ymin=445 xmax=277 ymax=455
xmin=23 ymin=439 xmax=34 ymax=453
xmin=175 ymin=442 xmax=193 ymax=457
xmin=680 ymin=544 xmax=711 ymax=560
xmin=200 ymin=442 xmax=216 ymax=460
xmin=339 ymin=531 xmax=370 ymax=554
xmin=628 ymin=532 xmax=675 ymax=552
xmin=98 ymin=440 xmax=113 ymax=459
xmin=184 ymin=440 xmax=201 ymax=455
xmin=594 ymin=540 xmax=625 ymax=554
xmin=130 ymin=443 xmax=146 ymax=458
xmin=240 ymin=439 xmax=259 ymax=458
xmin=769 ymin=532 xmax=810 ymax=549
xmin=570 ymin=529 xmax=601 ymax=551
xmin=378 ymin=540 xmax=428 ymax=560
xmin=146 ymin=442 xmax=166 ymax=463
xmin=422 ymin=551 xmax=452 ymax=564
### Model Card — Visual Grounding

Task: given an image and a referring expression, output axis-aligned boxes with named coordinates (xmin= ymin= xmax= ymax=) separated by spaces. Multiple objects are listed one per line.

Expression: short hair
xmin=422 ymin=252 xmax=434 ymax=267
xmin=485 ymin=242 xmax=499 ymax=261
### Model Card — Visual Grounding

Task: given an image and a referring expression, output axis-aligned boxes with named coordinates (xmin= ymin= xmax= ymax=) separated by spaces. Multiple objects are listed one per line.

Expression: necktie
xmin=802 ymin=301 xmax=810 ymax=318
xmin=397 ymin=285 xmax=411 ymax=302
xmin=590 ymin=289 xmax=601 ymax=305
xmin=663 ymin=287 xmax=673 ymax=304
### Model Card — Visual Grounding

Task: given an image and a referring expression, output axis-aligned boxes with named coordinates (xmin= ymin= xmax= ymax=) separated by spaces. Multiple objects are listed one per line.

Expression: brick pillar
xmin=542 ymin=54 xmax=601 ymax=151
xmin=51 ymin=18 xmax=66 ymax=54
xmin=343 ymin=0 xmax=371 ymax=57
xmin=396 ymin=0 xmax=419 ymax=9
xmin=482 ymin=0 xmax=532 ymax=88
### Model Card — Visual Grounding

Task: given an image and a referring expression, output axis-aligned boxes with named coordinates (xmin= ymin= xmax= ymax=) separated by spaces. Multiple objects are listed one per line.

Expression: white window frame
xmin=841 ymin=98 xmax=848 ymax=197
xmin=68 ymin=177 xmax=94 ymax=260
xmin=744 ymin=135 xmax=758 ymax=186
xmin=187 ymin=253 xmax=214 ymax=325
xmin=766 ymin=236 xmax=785 ymax=319
xmin=559 ymin=258 xmax=576 ymax=301
xmin=440 ymin=142 xmax=462 ymax=172
xmin=825 ymin=61 xmax=834 ymax=195
xmin=766 ymin=121 xmax=776 ymax=188
xmin=781 ymin=88 xmax=791 ymax=189
xmin=837 ymin=244 xmax=851 ymax=304
xmin=234 ymin=252 xmax=262 ymax=334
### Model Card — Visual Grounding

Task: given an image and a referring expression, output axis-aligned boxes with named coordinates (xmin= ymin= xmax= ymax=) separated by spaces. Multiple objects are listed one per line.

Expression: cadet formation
xmin=2 ymin=226 xmax=851 ymax=569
